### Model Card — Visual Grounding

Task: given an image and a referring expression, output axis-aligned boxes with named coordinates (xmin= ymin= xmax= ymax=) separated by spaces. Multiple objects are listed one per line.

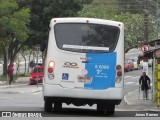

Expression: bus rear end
xmin=43 ymin=18 xmax=124 ymax=115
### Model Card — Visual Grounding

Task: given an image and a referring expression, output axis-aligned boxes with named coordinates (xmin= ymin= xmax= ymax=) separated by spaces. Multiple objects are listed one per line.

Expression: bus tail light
xmin=48 ymin=61 xmax=55 ymax=80
xmin=118 ymin=23 xmax=121 ymax=26
xmin=48 ymin=68 xmax=53 ymax=73
xmin=116 ymin=65 xmax=121 ymax=71
xmin=117 ymin=71 xmax=122 ymax=77
xmin=49 ymin=61 xmax=55 ymax=67
xmin=116 ymin=65 xmax=122 ymax=83
xmin=86 ymin=20 xmax=89 ymax=23
xmin=115 ymin=77 xmax=121 ymax=83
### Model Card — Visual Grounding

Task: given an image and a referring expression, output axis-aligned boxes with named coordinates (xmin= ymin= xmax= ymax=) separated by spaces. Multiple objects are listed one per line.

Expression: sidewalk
xmin=0 ymin=77 xmax=42 ymax=93
xmin=0 ymin=77 xmax=30 ymax=88
xmin=124 ymin=89 xmax=160 ymax=111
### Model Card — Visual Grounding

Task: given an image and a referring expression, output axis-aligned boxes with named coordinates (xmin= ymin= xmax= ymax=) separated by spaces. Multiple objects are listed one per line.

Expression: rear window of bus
xmin=54 ymin=23 xmax=120 ymax=53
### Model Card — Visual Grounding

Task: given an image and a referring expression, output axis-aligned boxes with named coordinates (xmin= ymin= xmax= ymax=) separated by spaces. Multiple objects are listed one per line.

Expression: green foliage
xmin=119 ymin=0 xmax=159 ymax=16
xmin=0 ymin=0 xmax=30 ymax=42
xmin=118 ymin=0 xmax=144 ymax=14
xmin=78 ymin=0 xmax=158 ymax=52
xmin=78 ymin=0 xmax=119 ymax=19
xmin=114 ymin=14 xmax=157 ymax=52
xmin=0 ymin=0 xmax=30 ymax=75
xmin=116 ymin=13 xmax=145 ymax=50
xmin=78 ymin=4 xmax=107 ymax=19
xmin=27 ymin=0 xmax=92 ymax=47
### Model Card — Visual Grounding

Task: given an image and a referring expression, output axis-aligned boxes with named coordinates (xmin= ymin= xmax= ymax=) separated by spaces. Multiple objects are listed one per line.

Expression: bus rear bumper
xmin=43 ymin=84 xmax=123 ymax=105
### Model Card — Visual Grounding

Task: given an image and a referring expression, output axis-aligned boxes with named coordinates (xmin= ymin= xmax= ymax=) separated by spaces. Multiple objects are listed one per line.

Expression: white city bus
xmin=43 ymin=18 xmax=124 ymax=115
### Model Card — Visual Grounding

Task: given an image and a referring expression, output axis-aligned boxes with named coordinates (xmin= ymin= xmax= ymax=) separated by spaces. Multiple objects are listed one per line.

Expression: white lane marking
xmin=124 ymin=76 xmax=132 ymax=78
xmin=125 ymin=82 xmax=153 ymax=86
xmin=131 ymin=76 xmax=139 ymax=79
xmin=32 ymin=91 xmax=42 ymax=95
xmin=125 ymin=76 xmax=152 ymax=79
xmin=124 ymin=76 xmax=140 ymax=79
xmin=125 ymin=82 xmax=135 ymax=85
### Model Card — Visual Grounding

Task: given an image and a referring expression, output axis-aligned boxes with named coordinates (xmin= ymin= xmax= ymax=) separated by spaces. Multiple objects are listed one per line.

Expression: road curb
xmin=124 ymin=96 xmax=132 ymax=105
xmin=0 ymin=83 xmax=28 ymax=88
xmin=19 ymin=88 xmax=42 ymax=94
xmin=0 ymin=85 xmax=42 ymax=94
xmin=0 ymin=81 xmax=7 ymax=85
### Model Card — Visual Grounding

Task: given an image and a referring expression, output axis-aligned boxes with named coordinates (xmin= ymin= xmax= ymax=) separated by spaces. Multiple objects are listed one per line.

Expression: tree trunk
xmin=27 ymin=50 xmax=33 ymax=73
xmin=3 ymin=47 xmax=8 ymax=75
xmin=20 ymin=53 xmax=26 ymax=75
xmin=24 ymin=57 xmax=26 ymax=75
xmin=2 ymin=46 xmax=15 ymax=75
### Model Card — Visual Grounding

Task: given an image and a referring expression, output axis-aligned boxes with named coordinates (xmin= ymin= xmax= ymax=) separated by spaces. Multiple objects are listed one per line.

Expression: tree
xmin=118 ymin=0 xmax=144 ymax=14
xmin=27 ymin=0 xmax=92 ymax=48
xmin=78 ymin=0 xmax=158 ymax=53
xmin=0 ymin=0 xmax=30 ymax=75
xmin=78 ymin=0 xmax=119 ymax=19
xmin=118 ymin=0 xmax=159 ymax=16
xmin=19 ymin=47 xmax=28 ymax=75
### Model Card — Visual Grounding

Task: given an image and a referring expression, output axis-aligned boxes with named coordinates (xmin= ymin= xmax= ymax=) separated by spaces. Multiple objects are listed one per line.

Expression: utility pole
xmin=144 ymin=0 xmax=149 ymax=43
xmin=35 ymin=45 xmax=40 ymax=88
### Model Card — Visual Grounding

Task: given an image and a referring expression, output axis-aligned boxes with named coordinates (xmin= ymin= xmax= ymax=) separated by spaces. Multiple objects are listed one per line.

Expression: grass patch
xmin=0 ymin=75 xmax=7 ymax=81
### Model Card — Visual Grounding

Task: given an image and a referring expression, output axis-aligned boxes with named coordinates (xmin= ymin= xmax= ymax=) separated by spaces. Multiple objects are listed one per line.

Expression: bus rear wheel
xmin=106 ymin=104 xmax=115 ymax=115
xmin=97 ymin=104 xmax=115 ymax=115
xmin=54 ymin=102 xmax=62 ymax=112
xmin=97 ymin=104 xmax=105 ymax=114
xmin=44 ymin=98 xmax=53 ymax=112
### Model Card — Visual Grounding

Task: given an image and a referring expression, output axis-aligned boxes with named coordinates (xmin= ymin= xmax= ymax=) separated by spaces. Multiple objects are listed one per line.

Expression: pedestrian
xmin=8 ymin=64 xmax=14 ymax=85
xmin=29 ymin=60 xmax=35 ymax=71
xmin=139 ymin=72 xmax=151 ymax=100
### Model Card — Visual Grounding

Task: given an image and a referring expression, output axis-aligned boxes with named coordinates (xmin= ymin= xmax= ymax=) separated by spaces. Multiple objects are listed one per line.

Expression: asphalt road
xmin=0 ymin=67 xmax=158 ymax=119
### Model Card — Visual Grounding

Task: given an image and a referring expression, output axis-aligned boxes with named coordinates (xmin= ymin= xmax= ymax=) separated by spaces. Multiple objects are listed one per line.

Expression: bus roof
xmin=49 ymin=17 xmax=123 ymax=28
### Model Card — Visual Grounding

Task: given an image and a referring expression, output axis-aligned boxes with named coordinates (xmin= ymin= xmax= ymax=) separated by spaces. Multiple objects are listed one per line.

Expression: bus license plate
xmin=78 ymin=76 xmax=92 ymax=83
